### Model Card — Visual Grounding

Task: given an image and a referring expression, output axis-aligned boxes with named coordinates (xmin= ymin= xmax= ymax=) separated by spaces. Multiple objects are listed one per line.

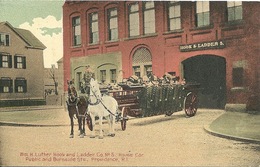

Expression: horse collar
xmin=67 ymin=96 xmax=78 ymax=106
xmin=88 ymin=98 xmax=101 ymax=106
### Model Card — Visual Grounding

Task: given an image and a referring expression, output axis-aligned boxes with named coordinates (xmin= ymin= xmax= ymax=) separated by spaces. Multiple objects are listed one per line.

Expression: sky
xmin=0 ymin=0 xmax=65 ymax=68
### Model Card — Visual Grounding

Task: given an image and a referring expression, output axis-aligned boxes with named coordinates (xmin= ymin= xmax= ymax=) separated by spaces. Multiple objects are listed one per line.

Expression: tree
xmin=49 ymin=64 xmax=58 ymax=95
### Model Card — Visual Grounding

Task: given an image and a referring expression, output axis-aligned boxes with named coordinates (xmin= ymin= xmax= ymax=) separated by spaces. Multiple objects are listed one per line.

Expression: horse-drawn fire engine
xmin=109 ymin=81 xmax=200 ymax=131
xmin=66 ymin=74 xmax=200 ymax=138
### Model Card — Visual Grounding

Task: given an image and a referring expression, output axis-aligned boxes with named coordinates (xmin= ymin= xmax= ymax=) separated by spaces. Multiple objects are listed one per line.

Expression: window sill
xmin=124 ymin=33 xmax=158 ymax=41
xmin=71 ymin=45 xmax=82 ymax=49
xmin=88 ymin=42 xmax=100 ymax=47
xmin=190 ymin=24 xmax=214 ymax=31
xmin=163 ymin=29 xmax=184 ymax=35
xmin=105 ymin=39 xmax=119 ymax=44
xmin=231 ymin=87 xmax=249 ymax=92
xmin=221 ymin=20 xmax=245 ymax=30
xmin=0 ymin=67 xmax=11 ymax=69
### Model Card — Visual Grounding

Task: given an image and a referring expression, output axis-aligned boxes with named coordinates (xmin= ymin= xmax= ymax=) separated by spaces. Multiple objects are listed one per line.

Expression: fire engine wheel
xmin=86 ymin=114 xmax=93 ymax=131
xmin=121 ymin=107 xmax=128 ymax=131
xmin=184 ymin=92 xmax=198 ymax=117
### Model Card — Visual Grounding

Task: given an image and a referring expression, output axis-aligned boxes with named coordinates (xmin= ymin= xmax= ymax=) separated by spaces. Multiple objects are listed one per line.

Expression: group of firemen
xmin=80 ymin=65 xmax=185 ymax=88
xmin=78 ymin=66 xmax=186 ymax=117
xmin=136 ymin=73 xmax=186 ymax=117
xmin=80 ymin=65 xmax=186 ymax=89
xmin=125 ymin=72 xmax=186 ymax=87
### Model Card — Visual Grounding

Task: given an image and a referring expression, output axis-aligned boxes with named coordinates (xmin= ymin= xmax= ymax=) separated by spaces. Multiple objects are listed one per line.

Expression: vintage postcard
xmin=0 ymin=1 xmax=259 ymax=166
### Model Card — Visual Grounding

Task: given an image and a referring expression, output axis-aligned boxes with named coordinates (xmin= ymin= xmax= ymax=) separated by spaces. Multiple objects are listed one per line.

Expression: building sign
xmin=179 ymin=40 xmax=226 ymax=52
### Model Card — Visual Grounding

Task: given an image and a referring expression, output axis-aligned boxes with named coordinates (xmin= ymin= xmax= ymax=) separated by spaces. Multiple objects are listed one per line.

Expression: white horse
xmin=88 ymin=79 xmax=118 ymax=139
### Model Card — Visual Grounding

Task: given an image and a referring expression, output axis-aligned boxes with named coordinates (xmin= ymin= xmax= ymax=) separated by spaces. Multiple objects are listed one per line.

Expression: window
xmin=129 ymin=3 xmax=140 ymax=37
xmin=14 ymin=55 xmax=26 ymax=69
xmin=168 ymin=1 xmax=181 ymax=31
xmin=143 ymin=1 xmax=155 ymax=34
xmin=227 ymin=1 xmax=242 ymax=22
xmin=133 ymin=66 xmax=141 ymax=77
xmin=100 ymin=70 xmax=106 ymax=83
xmin=232 ymin=67 xmax=243 ymax=87
xmin=108 ymin=8 xmax=118 ymax=41
xmin=0 ymin=33 xmax=10 ymax=46
xmin=72 ymin=16 xmax=81 ymax=46
xmin=89 ymin=12 xmax=99 ymax=44
xmin=0 ymin=77 xmax=13 ymax=93
xmin=76 ymin=72 xmax=82 ymax=90
xmin=15 ymin=78 xmax=27 ymax=93
xmin=0 ymin=53 xmax=12 ymax=68
xmin=145 ymin=65 xmax=152 ymax=76
xmin=110 ymin=69 xmax=117 ymax=83
xmin=132 ymin=47 xmax=152 ymax=78
xmin=196 ymin=1 xmax=210 ymax=27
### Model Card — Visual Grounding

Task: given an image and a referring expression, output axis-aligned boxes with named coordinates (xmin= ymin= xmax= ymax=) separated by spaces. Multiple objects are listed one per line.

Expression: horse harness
xmin=89 ymin=84 xmax=117 ymax=117
xmin=67 ymin=81 xmax=117 ymax=118
xmin=66 ymin=92 xmax=88 ymax=118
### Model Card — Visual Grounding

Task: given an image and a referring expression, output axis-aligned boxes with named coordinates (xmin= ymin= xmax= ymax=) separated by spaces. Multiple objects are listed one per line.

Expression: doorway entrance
xmin=182 ymin=55 xmax=226 ymax=109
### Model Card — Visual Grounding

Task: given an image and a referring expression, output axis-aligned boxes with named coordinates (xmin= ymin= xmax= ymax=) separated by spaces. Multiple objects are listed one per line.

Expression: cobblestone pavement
xmin=0 ymin=109 xmax=259 ymax=166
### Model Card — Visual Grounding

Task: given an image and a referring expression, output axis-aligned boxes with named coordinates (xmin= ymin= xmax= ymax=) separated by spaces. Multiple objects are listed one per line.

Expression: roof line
xmin=0 ymin=21 xmax=46 ymax=50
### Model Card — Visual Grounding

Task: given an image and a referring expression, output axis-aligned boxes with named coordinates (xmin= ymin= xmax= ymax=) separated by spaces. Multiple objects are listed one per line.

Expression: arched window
xmin=132 ymin=47 xmax=152 ymax=77
xmin=89 ymin=12 xmax=99 ymax=44
xmin=107 ymin=8 xmax=118 ymax=41
xmin=72 ymin=16 xmax=81 ymax=46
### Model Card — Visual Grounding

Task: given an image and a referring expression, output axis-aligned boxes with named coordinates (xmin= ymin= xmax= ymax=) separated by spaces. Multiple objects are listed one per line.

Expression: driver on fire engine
xmin=81 ymin=65 xmax=95 ymax=96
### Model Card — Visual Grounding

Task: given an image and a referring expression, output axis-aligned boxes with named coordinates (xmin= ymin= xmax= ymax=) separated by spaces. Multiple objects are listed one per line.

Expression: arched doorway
xmin=182 ymin=55 xmax=226 ymax=109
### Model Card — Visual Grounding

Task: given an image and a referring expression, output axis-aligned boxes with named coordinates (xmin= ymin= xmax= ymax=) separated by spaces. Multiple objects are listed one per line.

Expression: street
xmin=0 ymin=108 xmax=259 ymax=166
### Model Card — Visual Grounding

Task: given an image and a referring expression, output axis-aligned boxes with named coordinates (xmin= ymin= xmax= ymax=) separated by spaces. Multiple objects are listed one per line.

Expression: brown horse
xmin=66 ymin=80 xmax=88 ymax=138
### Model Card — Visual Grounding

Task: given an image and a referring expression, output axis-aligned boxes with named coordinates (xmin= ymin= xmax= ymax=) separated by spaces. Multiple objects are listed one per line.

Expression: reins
xmin=88 ymin=96 xmax=101 ymax=105
xmin=68 ymin=81 xmax=117 ymax=118
xmin=75 ymin=96 xmax=88 ymax=118
xmin=66 ymin=93 xmax=77 ymax=106
xmin=81 ymin=86 xmax=101 ymax=106
xmin=89 ymin=83 xmax=117 ymax=117
xmin=67 ymin=87 xmax=88 ymax=118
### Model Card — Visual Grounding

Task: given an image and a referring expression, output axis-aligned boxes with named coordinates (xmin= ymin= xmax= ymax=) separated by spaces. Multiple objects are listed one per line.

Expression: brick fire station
xmin=63 ymin=1 xmax=260 ymax=110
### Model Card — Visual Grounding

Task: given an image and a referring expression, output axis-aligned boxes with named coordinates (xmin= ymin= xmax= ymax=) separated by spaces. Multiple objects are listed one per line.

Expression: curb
xmin=0 ymin=121 xmax=69 ymax=127
xmin=203 ymin=125 xmax=260 ymax=144
xmin=0 ymin=106 xmax=64 ymax=112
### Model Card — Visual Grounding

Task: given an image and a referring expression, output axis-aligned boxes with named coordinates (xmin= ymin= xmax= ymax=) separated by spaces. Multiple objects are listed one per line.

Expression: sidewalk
xmin=0 ymin=105 xmax=68 ymax=127
xmin=204 ymin=111 xmax=260 ymax=144
xmin=0 ymin=106 xmax=259 ymax=143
